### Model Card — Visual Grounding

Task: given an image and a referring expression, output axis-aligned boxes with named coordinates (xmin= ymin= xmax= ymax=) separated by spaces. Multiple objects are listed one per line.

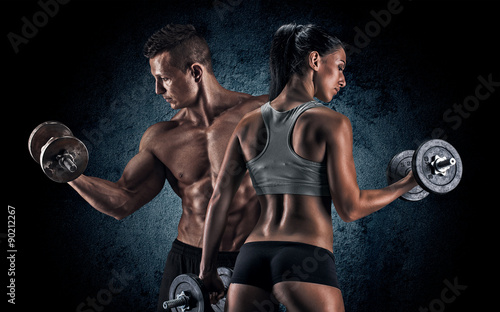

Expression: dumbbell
xmin=28 ymin=121 xmax=88 ymax=183
xmin=386 ymin=139 xmax=463 ymax=201
xmin=163 ymin=267 xmax=233 ymax=312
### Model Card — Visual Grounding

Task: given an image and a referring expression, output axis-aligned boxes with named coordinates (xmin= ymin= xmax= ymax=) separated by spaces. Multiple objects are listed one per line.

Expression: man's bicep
xmin=121 ymin=122 xmax=168 ymax=196
xmin=117 ymin=149 xmax=166 ymax=210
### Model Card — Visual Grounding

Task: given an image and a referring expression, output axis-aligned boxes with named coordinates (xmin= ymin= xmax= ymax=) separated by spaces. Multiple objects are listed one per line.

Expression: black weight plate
xmin=386 ymin=150 xmax=429 ymax=201
xmin=40 ymin=136 xmax=89 ymax=183
xmin=169 ymin=273 xmax=207 ymax=312
xmin=211 ymin=267 xmax=233 ymax=312
xmin=412 ymin=140 xmax=463 ymax=194
xmin=28 ymin=121 xmax=73 ymax=164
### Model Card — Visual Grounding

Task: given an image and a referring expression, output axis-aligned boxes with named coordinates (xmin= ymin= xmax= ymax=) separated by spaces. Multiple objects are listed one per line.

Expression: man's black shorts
xmin=156 ymin=239 xmax=239 ymax=312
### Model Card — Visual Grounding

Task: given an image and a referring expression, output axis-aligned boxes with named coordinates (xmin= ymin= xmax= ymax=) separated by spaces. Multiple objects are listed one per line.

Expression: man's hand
xmin=199 ymin=271 xmax=225 ymax=304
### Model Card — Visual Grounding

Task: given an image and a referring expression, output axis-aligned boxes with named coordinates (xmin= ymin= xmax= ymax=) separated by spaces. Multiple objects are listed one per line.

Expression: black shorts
xmin=156 ymin=239 xmax=239 ymax=312
xmin=231 ymin=241 xmax=339 ymax=292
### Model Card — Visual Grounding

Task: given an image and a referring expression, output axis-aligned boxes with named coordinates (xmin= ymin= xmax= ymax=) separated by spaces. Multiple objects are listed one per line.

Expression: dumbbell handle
xmin=163 ymin=292 xmax=189 ymax=310
xmin=56 ymin=152 xmax=77 ymax=173
xmin=434 ymin=157 xmax=455 ymax=170
xmin=432 ymin=155 xmax=456 ymax=175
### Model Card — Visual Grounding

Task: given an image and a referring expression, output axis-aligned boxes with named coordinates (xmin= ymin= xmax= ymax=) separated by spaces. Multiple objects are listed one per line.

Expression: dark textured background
xmin=4 ymin=0 xmax=496 ymax=311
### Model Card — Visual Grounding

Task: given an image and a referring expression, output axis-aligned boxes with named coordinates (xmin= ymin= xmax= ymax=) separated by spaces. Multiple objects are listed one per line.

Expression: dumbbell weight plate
xmin=169 ymin=273 xmax=208 ymax=312
xmin=412 ymin=139 xmax=463 ymax=195
xmin=386 ymin=150 xmax=430 ymax=201
xmin=28 ymin=121 xmax=73 ymax=163
xmin=211 ymin=267 xmax=233 ymax=312
xmin=40 ymin=136 xmax=89 ymax=183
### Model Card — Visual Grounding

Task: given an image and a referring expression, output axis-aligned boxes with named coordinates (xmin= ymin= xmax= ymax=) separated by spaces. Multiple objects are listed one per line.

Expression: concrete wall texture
xmin=6 ymin=0 xmax=496 ymax=311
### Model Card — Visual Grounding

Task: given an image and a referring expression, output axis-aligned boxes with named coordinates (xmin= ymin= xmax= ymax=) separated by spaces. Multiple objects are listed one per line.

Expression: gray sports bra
xmin=246 ymin=101 xmax=330 ymax=196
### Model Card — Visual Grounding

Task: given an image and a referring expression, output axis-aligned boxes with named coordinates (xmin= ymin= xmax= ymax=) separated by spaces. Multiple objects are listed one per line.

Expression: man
xmin=68 ymin=24 xmax=266 ymax=311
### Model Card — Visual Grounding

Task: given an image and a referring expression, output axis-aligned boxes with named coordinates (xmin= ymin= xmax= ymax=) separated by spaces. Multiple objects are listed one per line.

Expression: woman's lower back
xmin=245 ymin=193 xmax=335 ymax=252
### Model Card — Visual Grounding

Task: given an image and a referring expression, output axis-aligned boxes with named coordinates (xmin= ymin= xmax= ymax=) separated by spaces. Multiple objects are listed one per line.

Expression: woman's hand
xmin=199 ymin=271 xmax=225 ymax=304
xmin=405 ymin=169 xmax=418 ymax=188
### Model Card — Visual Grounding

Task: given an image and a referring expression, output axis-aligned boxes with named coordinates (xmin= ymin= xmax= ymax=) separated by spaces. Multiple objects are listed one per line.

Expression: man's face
xmin=149 ymin=50 xmax=199 ymax=110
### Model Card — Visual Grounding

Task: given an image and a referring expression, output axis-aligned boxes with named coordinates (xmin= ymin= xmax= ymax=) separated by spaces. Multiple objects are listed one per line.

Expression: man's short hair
xmin=143 ymin=24 xmax=213 ymax=74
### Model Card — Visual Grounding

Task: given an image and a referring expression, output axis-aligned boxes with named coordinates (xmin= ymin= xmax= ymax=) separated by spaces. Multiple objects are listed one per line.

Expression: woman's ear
xmin=308 ymin=51 xmax=321 ymax=72
xmin=190 ymin=63 xmax=203 ymax=82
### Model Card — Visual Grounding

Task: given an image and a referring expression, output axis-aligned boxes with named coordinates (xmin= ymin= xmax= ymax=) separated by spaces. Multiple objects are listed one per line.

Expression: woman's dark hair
xmin=143 ymin=24 xmax=213 ymax=74
xmin=269 ymin=23 xmax=344 ymax=101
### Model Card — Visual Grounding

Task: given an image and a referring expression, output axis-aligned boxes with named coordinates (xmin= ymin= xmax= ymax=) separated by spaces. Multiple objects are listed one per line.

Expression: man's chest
xmin=155 ymin=121 xmax=237 ymax=185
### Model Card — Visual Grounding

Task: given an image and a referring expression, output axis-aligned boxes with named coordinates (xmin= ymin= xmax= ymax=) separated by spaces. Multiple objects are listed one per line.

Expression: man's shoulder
xmin=226 ymin=93 xmax=268 ymax=116
xmin=242 ymin=94 xmax=268 ymax=104
xmin=140 ymin=120 xmax=179 ymax=146
xmin=145 ymin=120 xmax=179 ymax=134
xmin=239 ymin=94 xmax=268 ymax=109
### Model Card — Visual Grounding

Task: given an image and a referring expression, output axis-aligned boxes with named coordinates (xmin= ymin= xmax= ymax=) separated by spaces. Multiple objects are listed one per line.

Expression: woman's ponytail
xmin=269 ymin=24 xmax=300 ymax=101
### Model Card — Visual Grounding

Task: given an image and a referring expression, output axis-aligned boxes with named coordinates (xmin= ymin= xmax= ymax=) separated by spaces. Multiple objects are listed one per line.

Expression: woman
xmin=199 ymin=24 xmax=417 ymax=311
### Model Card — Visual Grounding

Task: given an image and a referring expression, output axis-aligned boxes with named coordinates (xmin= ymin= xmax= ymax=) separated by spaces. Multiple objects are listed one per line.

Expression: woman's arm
xmin=199 ymin=127 xmax=247 ymax=290
xmin=325 ymin=113 xmax=418 ymax=222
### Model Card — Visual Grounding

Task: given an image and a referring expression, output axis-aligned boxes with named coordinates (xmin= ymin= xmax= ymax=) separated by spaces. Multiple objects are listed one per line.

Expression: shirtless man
xmin=67 ymin=24 xmax=265 ymax=311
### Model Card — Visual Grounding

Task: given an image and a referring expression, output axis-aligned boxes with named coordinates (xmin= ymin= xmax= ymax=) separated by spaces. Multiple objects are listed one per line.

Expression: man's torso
xmin=149 ymin=94 xmax=267 ymax=250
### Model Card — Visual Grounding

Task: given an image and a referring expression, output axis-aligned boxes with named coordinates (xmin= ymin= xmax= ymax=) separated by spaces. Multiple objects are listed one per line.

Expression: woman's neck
xmin=271 ymin=72 xmax=315 ymax=110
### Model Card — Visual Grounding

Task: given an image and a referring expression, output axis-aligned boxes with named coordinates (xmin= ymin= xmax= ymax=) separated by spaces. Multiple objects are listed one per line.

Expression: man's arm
xmin=68 ymin=125 xmax=166 ymax=220
xmin=325 ymin=113 xmax=418 ymax=223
